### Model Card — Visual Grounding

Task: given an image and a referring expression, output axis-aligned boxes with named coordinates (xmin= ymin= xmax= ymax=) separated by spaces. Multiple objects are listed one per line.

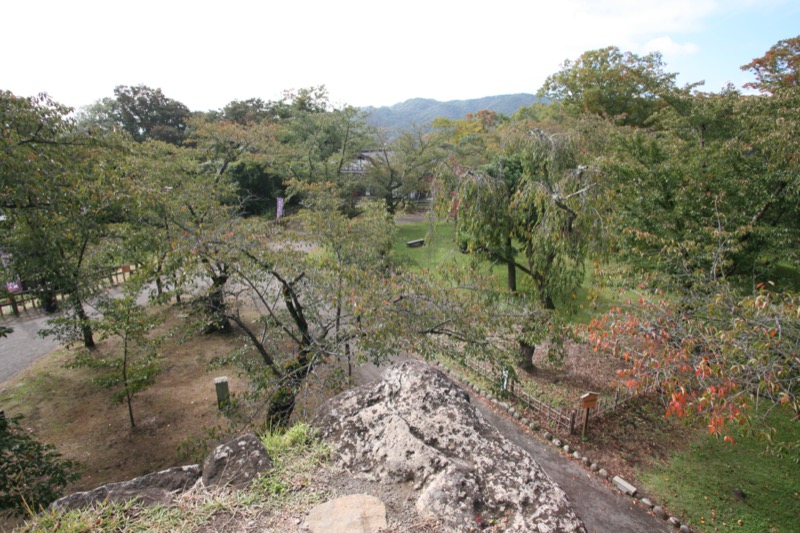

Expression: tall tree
xmin=538 ymin=46 xmax=685 ymax=126
xmin=604 ymin=86 xmax=800 ymax=286
xmin=741 ymin=35 xmax=800 ymax=93
xmin=216 ymin=183 xmax=517 ymax=427
xmin=273 ymin=88 xmax=371 ymax=208
xmin=1 ymin=91 xmax=127 ymax=347
xmin=219 ymin=97 xmax=274 ymax=125
xmin=111 ymin=85 xmax=190 ymax=144
xmin=436 ymin=124 xmax=600 ymax=308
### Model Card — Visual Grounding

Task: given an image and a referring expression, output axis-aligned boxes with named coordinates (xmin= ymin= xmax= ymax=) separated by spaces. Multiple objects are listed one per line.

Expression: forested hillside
xmin=363 ymin=93 xmax=545 ymax=131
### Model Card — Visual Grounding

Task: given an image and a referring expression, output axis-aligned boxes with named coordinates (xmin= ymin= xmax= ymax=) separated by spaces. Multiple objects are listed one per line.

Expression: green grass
xmin=771 ymin=261 xmax=800 ymax=293
xmin=394 ymin=221 xmax=464 ymax=268
xmin=392 ymin=220 xmax=640 ymax=324
xmin=639 ymin=409 xmax=800 ymax=533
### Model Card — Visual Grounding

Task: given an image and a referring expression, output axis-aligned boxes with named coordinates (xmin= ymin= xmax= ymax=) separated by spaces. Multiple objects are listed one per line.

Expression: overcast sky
xmin=2 ymin=0 xmax=798 ymax=112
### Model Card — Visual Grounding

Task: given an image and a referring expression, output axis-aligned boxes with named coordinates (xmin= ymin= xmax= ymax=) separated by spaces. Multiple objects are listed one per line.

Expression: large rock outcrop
xmin=312 ymin=360 xmax=586 ymax=532
xmin=50 ymin=465 xmax=202 ymax=511
xmin=50 ymin=433 xmax=271 ymax=511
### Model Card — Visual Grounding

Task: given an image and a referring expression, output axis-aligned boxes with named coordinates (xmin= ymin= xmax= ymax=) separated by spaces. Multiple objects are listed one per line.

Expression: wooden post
xmin=9 ymin=294 xmax=19 ymax=317
xmin=580 ymin=392 xmax=599 ymax=438
xmin=569 ymin=410 xmax=577 ymax=434
xmin=214 ymin=376 xmax=230 ymax=409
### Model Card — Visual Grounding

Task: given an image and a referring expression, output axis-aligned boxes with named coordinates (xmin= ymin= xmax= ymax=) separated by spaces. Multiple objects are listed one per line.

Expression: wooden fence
xmin=461 ymin=357 xmax=576 ymax=433
xmin=0 ymin=265 xmax=137 ymax=319
xmin=587 ymin=378 xmax=659 ymax=421
xmin=458 ymin=355 xmax=657 ymax=435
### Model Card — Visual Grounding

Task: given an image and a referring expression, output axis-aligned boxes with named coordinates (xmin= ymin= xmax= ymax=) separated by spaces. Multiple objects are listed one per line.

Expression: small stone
xmin=508 ymin=407 xmax=516 ymax=415
xmin=544 ymin=431 xmax=553 ymax=440
xmin=513 ymin=411 xmax=521 ymax=420
xmin=598 ymin=468 xmax=608 ymax=479
xmin=679 ymin=525 xmax=692 ymax=533
xmin=612 ymin=475 xmax=637 ymax=497
xmin=581 ymin=457 xmax=590 ymax=466
xmin=640 ymin=497 xmax=654 ymax=509
xmin=521 ymin=418 xmax=530 ymax=426
xmin=294 ymin=518 xmax=302 ymax=525
xmin=573 ymin=451 xmax=581 ymax=460
xmin=553 ymin=439 xmax=562 ymax=447
xmin=668 ymin=516 xmax=681 ymax=528
xmin=590 ymin=463 xmax=599 ymax=472
xmin=530 ymin=421 xmax=539 ymax=431
xmin=562 ymin=444 xmax=571 ymax=454
xmin=500 ymin=402 xmax=509 ymax=410
xmin=653 ymin=506 xmax=668 ymax=520
xmin=306 ymin=494 xmax=387 ymax=533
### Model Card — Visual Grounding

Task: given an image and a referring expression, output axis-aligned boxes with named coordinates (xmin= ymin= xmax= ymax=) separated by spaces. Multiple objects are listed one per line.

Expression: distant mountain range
xmin=362 ymin=93 xmax=546 ymax=132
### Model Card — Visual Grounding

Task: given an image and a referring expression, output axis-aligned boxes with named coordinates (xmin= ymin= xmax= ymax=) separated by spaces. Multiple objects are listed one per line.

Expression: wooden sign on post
xmin=580 ymin=392 xmax=599 ymax=437
xmin=581 ymin=392 xmax=599 ymax=409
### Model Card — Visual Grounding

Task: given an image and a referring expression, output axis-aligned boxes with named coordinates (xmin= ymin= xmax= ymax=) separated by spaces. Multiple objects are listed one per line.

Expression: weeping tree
xmin=436 ymin=126 xmax=600 ymax=309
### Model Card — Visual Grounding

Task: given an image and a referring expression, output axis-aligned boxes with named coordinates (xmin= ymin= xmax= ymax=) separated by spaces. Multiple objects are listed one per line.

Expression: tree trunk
xmin=507 ymin=261 xmax=517 ymax=293
xmin=518 ymin=339 xmax=536 ymax=373
xmin=204 ymin=275 xmax=231 ymax=334
xmin=72 ymin=295 xmax=95 ymax=348
xmin=505 ymin=237 xmax=517 ymax=292
xmin=42 ymin=291 xmax=58 ymax=313
xmin=122 ymin=338 xmax=136 ymax=428
xmin=265 ymin=350 xmax=312 ymax=428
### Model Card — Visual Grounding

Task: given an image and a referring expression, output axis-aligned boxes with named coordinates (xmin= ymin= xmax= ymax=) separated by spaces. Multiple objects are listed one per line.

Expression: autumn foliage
xmin=585 ymin=284 xmax=799 ymax=442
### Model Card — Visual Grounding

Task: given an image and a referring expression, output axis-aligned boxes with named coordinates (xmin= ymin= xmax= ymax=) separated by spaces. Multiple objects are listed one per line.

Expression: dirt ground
xmin=0 ymin=305 xmax=689 ymax=532
xmin=511 ymin=340 xmax=693 ymax=487
xmin=0 ymin=306 xmax=248 ymax=501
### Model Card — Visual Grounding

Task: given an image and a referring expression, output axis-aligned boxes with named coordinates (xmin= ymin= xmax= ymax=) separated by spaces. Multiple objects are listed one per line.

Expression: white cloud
xmin=641 ymin=36 xmax=700 ymax=58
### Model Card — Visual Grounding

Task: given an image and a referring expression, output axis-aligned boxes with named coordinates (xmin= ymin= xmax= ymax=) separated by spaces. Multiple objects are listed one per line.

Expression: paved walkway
xmin=0 ymin=313 xmax=60 ymax=384
xmin=473 ymin=396 xmax=668 ymax=532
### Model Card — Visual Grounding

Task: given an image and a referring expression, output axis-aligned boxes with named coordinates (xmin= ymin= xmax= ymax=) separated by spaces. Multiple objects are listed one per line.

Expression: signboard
xmin=580 ymin=392 xmax=599 ymax=410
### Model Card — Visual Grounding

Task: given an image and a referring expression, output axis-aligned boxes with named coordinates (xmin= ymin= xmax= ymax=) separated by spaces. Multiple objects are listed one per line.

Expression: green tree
xmin=538 ymin=46 xmax=685 ymax=126
xmin=111 ymin=85 xmax=190 ymax=144
xmin=69 ymin=288 xmax=161 ymax=428
xmin=1 ymin=91 xmax=127 ymax=347
xmin=604 ymin=86 xmax=800 ymax=286
xmin=436 ymin=125 xmax=600 ymax=308
xmin=217 ymin=97 xmax=275 ymax=125
xmin=272 ymin=88 xmax=371 ymax=209
xmin=361 ymin=127 xmax=440 ymax=214
xmin=215 ymin=183 xmax=517 ymax=427
xmin=741 ymin=35 xmax=800 ymax=93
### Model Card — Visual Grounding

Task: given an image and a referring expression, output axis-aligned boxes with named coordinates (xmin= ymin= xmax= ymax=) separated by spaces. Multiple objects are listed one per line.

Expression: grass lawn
xmin=639 ymin=409 xmax=800 ymax=533
xmin=392 ymin=219 xmax=636 ymax=323
xmin=394 ymin=221 xmax=465 ymax=268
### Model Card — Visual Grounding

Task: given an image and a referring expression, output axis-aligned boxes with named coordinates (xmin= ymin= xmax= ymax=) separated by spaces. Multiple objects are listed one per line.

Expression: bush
xmin=0 ymin=413 xmax=79 ymax=514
